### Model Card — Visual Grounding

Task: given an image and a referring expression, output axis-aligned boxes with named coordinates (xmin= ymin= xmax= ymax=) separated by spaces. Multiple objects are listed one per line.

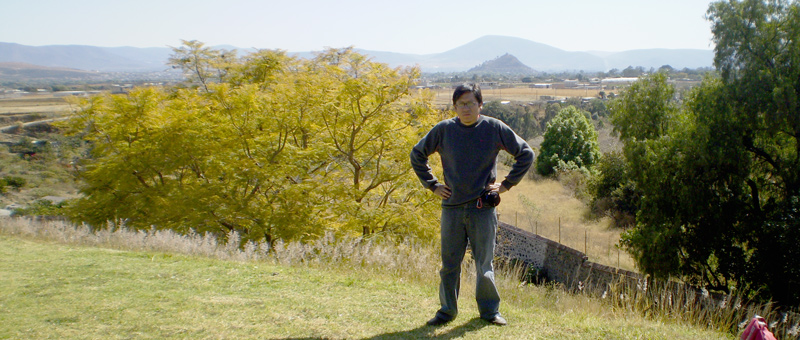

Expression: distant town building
xmin=53 ymin=91 xmax=98 ymax=97
xmin=111 ymin=84 xmax=134 ymax=94
xmin=601 ymin=77 xmax=639 ymax=84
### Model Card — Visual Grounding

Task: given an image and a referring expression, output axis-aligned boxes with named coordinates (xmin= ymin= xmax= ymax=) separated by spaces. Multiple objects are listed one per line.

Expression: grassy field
xmin=0 ymin=94 xmax=72 ymax=116
xmin=0 ymin=219 xmax=736 ymax=340
xmin=3 ymin=87 xmax=598 ymax=117
xmin=429 ymin=87 xmax=607 ymax=106
xmin=0 ymin=94 xmax=81 ymax=206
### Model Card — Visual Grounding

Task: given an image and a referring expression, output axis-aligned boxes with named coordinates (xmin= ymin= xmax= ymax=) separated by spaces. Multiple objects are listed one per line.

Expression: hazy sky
xmin=2 ymin=0 xmax=718 ymax=54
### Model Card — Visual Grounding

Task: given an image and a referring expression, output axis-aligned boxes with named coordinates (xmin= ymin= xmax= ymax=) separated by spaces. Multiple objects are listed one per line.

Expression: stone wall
xmin=496 ymin=221 xmax=643 ymax=295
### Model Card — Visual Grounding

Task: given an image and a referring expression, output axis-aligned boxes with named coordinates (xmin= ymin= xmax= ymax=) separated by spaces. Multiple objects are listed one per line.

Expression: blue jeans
xmin=435 ymin=203 xmax=501 ymax=320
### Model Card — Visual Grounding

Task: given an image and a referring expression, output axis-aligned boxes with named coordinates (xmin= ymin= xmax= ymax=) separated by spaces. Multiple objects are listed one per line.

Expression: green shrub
xmin=588 ymin=152 xmax=639 ymax=227
xmin=589 ymin=151 xmax=626 ymax=200
xmin=536 ymin=106 xmax=601 ymax=176
xmin=4 ymin=176 xmax=26 ymax=190
xmin=13 ymin=199 xmax=70 ymax=217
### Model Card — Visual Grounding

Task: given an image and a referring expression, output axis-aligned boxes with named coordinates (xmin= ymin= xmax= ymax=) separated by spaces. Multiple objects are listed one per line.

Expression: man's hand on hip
xmin=434 ymin=185 xmax=452 ymax=199
xmin=486 ymin=183 xmax=508 ymax=194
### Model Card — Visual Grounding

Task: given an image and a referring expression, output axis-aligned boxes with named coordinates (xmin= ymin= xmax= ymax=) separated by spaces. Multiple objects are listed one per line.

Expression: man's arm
xmin=498 ymin=125 xmax=535 ymax=191
xmin=409 ymin=127 xmax=442 ymax=192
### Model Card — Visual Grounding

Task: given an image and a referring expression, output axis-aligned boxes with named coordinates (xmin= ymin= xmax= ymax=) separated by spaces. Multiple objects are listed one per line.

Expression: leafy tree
xmin=621 ymin=66 xmax=640 ymax=77
xmin=481 ymin=101 xmax=540 ymax=139
xmin=586 ymin=98 xmax=609 ymax=118
xmin=613 ymin=0 xmax=800 ymax=306
xmin=65 ymin=42 xmax=439 ymax=245
xmin=311 ymin=48 xmax=437 ymax=236
xmin=536 ymin=106 xmax=601 ymax=176
xmin=588 ymin=152 xmax=639 ymax=223
xmin=589 ymin=151 xmax=627 ymax=202
xmin=609 ymin=72 xmax=676 ymax=142
xmin=564 ymin=97 xmax=582 ymax=109
xmin=168 ymin=40 xmax=236 ymax=92
xmin=658 ymin=65 xmax=675 ymax=73
xmin=541 ymin=102 xmax=561 ymax=131
xmin=604 ymin=72 xmax=678 ymax=227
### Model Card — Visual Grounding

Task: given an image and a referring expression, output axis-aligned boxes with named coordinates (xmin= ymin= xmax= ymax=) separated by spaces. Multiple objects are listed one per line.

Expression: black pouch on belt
xmin=477 ymin=189 xmax=501 ymax=208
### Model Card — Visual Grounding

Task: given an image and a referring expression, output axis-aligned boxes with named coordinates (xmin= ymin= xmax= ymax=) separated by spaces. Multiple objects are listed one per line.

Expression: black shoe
xmin=487 ymin=315 xmax=507 ymax=326
xmin=426 ymin=315 xmax=452 ymax=326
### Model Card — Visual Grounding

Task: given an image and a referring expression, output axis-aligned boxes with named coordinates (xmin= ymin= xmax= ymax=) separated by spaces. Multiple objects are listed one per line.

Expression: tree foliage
xmin=168 ymin=40 xmax=237 ymax=92
xmin=588 ymin=151 xmax=638 ymax=228
xmin=609 ymin=72 xmax=677 ymax=142
xmin=535 ymin=106 xmax=601 ymax=176
xmin=481 ymin=101 xmax=542 ymax=139
xmin=586 ymin=98 xmax=609 ymax=118
xmin=65 ymin=43 xmax=440 ymax=244
xmin=609 ymin=0 xmax=800 ymax=306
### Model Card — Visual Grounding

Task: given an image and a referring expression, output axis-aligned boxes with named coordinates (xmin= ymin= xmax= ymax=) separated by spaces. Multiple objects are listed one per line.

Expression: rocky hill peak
xmin=468 ymin=53 xmax=535 ymax=74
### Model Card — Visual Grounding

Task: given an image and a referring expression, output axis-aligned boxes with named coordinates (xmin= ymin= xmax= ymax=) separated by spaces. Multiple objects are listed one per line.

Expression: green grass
xmin=0 ymin=221 xmax=735 ymax=339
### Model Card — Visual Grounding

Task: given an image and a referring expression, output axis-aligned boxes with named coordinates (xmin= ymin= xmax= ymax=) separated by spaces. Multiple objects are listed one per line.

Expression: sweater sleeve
xmin=498 ymin=123 xmax=535 ymax=190
xmin=409 ymin=126 xmax=441 ymax=191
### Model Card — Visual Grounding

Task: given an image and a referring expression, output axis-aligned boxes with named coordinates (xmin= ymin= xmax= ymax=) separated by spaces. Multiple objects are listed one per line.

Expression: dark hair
xmin=452 ymin=83 xmax=482 ymax=106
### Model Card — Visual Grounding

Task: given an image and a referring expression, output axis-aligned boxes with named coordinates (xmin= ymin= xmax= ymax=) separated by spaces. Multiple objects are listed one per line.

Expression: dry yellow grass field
xmin=429 ymin=86 xmax=607 ymax=106
xmin=0 ymin=95 xmax=72 ymax=115
xmin=496 ymin=168 xmax=637 ymax=272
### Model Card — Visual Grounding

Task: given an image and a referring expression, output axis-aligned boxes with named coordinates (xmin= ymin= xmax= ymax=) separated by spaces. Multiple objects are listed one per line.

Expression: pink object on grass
xmin=741 ymin=315 xmax=777 ymax=340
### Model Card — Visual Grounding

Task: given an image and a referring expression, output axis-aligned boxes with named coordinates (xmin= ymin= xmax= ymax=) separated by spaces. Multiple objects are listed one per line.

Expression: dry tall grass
xmin=0 ymin=217 xmax=440 ymax=284
xmin=598 ymin=277 xmax=800 ymax=339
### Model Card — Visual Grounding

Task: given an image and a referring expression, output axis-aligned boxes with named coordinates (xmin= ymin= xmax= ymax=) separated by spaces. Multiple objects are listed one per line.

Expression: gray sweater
xmin=410 ymin=115 xmax=535 ymax=206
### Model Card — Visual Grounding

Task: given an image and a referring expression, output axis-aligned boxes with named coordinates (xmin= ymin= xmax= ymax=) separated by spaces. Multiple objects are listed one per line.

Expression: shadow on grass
xmin=273 ymin=317 xmax=491 ymax=340
xmin=361 ymin=317 xmax=490 ymax=340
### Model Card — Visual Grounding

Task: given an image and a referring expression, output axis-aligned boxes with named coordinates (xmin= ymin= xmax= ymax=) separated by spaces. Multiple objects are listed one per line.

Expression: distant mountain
xmin=0 ymin=42 xmax=171 ymax=72
xmin=0 ymin=62 xmax=102 ymax=80
xmin=0 ymin=36 xmax=714 ymax=74
xmin=417 ymin=35 xmax=606 ymax=72
xmin=291 ymin=36 xmax=712 ymax=72
xmin=467 ymin=53 xmax=534 ymax=74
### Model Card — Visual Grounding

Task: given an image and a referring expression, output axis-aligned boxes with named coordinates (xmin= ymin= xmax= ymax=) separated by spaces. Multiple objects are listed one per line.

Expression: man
xmin=410 ymin=83 xmax=534 ymax=326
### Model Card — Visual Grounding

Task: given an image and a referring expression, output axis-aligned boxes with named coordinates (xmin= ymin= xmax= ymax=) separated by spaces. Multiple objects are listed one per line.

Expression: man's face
xmin=454 ymin=92 xmax=481 ymax=126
